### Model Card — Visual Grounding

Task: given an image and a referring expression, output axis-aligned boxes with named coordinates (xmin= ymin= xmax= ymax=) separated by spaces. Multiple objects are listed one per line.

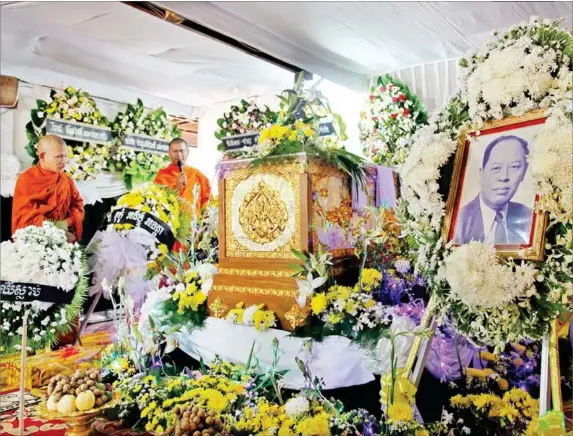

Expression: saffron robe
xmin=12 ymin=165 xmax=85 ymax=239
xmin=154 ymin=164 xmax=211 ymax=211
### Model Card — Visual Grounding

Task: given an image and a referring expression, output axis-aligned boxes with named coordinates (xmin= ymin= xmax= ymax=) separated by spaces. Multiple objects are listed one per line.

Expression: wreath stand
xmin=17 ymin=306 xmax=30 ymax=436
xmin=403 ymin=296 xmax=563 ymax=418
xmin=1 ymin=280 xmax=78 ymax=435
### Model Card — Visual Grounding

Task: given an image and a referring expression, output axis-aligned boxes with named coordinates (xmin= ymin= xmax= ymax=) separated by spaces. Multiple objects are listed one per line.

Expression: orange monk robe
xmin=154 ymin=163 xmax=211 ymax=211
xmin=11 ymin=165 xmax=85 ymax=239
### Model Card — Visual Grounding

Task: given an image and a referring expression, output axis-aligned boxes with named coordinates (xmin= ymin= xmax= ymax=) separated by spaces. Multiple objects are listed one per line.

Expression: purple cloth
xmin=425 ymin=329 xmax=478 ymax=381
xmin=351 ymin=172 xmax=372 ymax=211
xmin=375 ymin=166 xmax=397 ymax=209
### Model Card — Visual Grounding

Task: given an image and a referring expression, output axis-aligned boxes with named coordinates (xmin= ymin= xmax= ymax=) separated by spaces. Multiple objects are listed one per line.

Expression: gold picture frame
xmin=442 ymin=109 xmax=548 ymax=261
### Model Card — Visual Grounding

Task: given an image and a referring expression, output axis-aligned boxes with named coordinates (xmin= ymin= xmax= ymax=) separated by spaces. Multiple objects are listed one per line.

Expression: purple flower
xmin=394 ymin=259 xmax=411 ymax=274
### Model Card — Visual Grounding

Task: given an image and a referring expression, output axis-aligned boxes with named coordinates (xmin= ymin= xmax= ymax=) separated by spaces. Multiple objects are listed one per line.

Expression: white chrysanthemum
xmin=0 ymin=222 xmax=82 ymax=292
xmin=443 ymin=242 xmax=537 ymax=309
xmin=530 ymin=112 xmax=573 ymax=218
xmin=284 ymin=396 xmax=310 ymax=417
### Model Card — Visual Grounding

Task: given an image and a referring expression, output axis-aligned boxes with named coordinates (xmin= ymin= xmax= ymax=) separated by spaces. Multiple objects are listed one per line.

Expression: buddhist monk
xmin=12 ymin=135 xmax=84 ymax=242
xmin=154 ymin=138 xmax=211 ymax=211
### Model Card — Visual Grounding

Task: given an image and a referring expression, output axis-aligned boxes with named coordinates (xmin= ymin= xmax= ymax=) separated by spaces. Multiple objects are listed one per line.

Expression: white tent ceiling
xmin=0 ymin=1 xmax=293 ymax=115
xmin=1 ymin=2 xmax=572 ymax=113
xmin=161 ymin=1 xmax=573 ymax=91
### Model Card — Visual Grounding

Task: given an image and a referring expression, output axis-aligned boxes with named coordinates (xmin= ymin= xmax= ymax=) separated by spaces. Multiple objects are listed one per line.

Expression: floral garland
xmin=233 ymin=76 xmax=367 ymax=184
xmin=25 ymin=86 xmax=111 ymax=181
xmin=107 ymin=99 xmax=181 ymax=188
xmin=291 ymin=247 xmax=392 ymax=347
xmin=153 ymin=259 xmax=217 ymax=333
xmin=0 ymin=222 xmax=87 ymax=353
xmin=226 ymin=302 xmax=277 ymax=331
xmin=360 ymin=74 xmax=428 ymax=167
xmin=215 ymin=98 xmax=276 ymax=153
xmin=399 ymin=17 xmax=573 ymax=349
xmin=108 ymin=183 xmax=193 ymax=263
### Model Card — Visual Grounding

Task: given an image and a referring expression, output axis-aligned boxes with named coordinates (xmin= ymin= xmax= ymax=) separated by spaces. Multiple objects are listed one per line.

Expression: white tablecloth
xmin=176 ymin=317 xmax=382 ymax=390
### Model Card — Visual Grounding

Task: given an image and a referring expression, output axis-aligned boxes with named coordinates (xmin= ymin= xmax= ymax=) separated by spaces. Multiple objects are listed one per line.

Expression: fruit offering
xmin=45 ymin=369 xmax=113 ymax=413
xmin=163 ymin=404 xmax=224 ymax=436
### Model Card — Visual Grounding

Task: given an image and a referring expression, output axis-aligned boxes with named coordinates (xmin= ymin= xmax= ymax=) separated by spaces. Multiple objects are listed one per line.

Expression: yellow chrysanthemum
xmin=387 ymin=402 xmax=414 ymax=423
xmin=361 ymin=268 xmax=382 ymax=291
xmin=295 ymin=413 xmax=331 ymax=436
xmin=311 ymin=293 xmax=328 ymax=315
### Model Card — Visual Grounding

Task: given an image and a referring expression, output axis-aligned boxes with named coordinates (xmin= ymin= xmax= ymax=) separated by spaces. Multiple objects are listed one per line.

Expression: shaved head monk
xmin=154 ymin=138 xmax=211 ymax=212
xmin=12 ymin=135 xmax=84 ymax=243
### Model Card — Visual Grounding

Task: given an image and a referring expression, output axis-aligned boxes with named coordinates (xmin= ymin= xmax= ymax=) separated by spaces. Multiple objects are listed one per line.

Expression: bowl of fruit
xmin=37 ymin=368 xmax=119 ymax=436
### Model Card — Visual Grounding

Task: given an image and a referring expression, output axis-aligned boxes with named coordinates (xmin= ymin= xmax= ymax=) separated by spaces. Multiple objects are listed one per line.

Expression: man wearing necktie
xmin=454 ymin=135 xmax=533 ymax=246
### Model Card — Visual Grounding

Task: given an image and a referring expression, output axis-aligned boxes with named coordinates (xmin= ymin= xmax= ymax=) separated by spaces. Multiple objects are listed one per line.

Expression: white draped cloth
xmin=175 ymin=315 xmax=416 ymax=390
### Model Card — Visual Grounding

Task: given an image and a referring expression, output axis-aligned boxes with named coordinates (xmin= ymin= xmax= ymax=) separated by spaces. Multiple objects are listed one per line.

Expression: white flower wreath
xmin=398 ymin=17 xmax=573 ymax=350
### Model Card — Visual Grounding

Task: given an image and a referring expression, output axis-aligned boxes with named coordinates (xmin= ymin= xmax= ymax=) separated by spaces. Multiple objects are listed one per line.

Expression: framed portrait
xmin=443 ymin=110 xmax=548 ymax=261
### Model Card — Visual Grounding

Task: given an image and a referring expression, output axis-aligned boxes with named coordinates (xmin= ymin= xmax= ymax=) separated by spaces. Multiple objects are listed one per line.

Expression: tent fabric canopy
xmin=160 ymin=1 xmax=573 ymax=91
xmin=0 ymin=1 xmax=293 ymax=114
xmin=1 ymin=1 xmax=572 ymax=110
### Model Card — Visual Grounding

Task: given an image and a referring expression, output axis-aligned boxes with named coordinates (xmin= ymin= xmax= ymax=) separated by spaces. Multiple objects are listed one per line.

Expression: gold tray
xmin=36 ymin=392 xmax=120 ymax=436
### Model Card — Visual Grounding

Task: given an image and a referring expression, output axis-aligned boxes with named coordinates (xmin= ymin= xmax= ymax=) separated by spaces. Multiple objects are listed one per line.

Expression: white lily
xmin=295 ymin=272 xmax=327 ymax=307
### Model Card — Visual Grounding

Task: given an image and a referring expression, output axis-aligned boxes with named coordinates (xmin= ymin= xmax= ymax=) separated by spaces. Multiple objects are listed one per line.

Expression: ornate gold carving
xmin=239 ymin=181 xmax=289 ymax=244
xmin=225 ymin=161 xmax=301 ymax=259
xmin=212 ymin=285 xmax=296 ymax=298
xmin=325 ymin=194 xmax=353 ymax=227
xmin=218 ymin=268 xmax=293 ymax=278
xmin=319 ymin=188 xmax=329 ymax=197
xmin=285 ymin=305 xmax=309 ymax=330
xmin=209 ymin=298 xmax=229 ymax=319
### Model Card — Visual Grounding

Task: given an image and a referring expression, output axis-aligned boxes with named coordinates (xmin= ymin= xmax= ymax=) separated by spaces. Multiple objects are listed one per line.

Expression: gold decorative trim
xmin=225 ymin=162 xmax=302 ymax=259
xmin=218 ymin=268 xmax=293 ymax=278
xmin=209 ymin=298 xmax=229 ymax=319
xmin=442 ymin=110 xmax=548 ymax=261
xmin=285 ymin=305 xmax=309 ymax=330
xmin=212 ymin=285 xmax=296 ymax=298
xmin=549 ymin=318 xmax=563 ymax=412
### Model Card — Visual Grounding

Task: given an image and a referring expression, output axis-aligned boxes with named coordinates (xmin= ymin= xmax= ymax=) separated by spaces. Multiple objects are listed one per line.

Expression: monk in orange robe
xmin=12 ymin=135 xmax=84 ymax=242
xmin=154 ymin=138 xmax=211 ymax=212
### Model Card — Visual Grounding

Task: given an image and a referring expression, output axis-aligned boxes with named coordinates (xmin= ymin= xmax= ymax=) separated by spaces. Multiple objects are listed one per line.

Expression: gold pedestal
xmin=210 ymin=153 xmax=376 ymax=330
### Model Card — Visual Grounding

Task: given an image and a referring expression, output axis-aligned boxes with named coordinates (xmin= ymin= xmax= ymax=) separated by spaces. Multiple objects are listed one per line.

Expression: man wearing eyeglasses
xmin=11 ymin=134 xmax=84 ymax=242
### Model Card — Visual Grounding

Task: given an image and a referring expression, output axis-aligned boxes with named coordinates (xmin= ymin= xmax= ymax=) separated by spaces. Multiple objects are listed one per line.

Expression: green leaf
xmin=30 ymin=109 xmax=43 ymax=127
xmin=148 ymin=315 xmax=155 ymax=330
xmin=295 ymin=356 xmax=306 ymax=375
xmin=132 ymin=324 xmax=144 ymax=344
xmin=245 ymin=341 xmax=256 ymax=371
xmin=36 ymin=99 xmax=47 ymax=111
xmin=291 ymin=249 xmax=308 ymax=262
xmin=25 ymin=122 xmax=39 ymax=143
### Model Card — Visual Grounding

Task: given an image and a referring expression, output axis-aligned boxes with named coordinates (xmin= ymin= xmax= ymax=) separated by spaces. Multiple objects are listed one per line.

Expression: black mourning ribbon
xmin=107 ymin=207 xmax=176 ymax=249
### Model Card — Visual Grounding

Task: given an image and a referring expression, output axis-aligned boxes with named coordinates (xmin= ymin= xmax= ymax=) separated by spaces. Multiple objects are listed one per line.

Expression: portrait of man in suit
xmin=453 ymin=135 xmax=533 ymax=246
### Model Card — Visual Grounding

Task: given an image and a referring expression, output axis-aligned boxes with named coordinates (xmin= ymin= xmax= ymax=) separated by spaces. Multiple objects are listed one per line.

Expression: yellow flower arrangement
xmin=303 ymin=267 xmax=384 ymax=332
xmin=230 ymin=396 xmax=338 ymax=436
xmin=450 ymin=388 xmax=539 ymax=431
xmin=226 ymin=302 xmax=277 ymax=331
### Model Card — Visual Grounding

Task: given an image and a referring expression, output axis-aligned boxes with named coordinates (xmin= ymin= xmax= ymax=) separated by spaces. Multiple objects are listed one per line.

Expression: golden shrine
xmin=208 ymin=153 xmax=376 ymax=330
